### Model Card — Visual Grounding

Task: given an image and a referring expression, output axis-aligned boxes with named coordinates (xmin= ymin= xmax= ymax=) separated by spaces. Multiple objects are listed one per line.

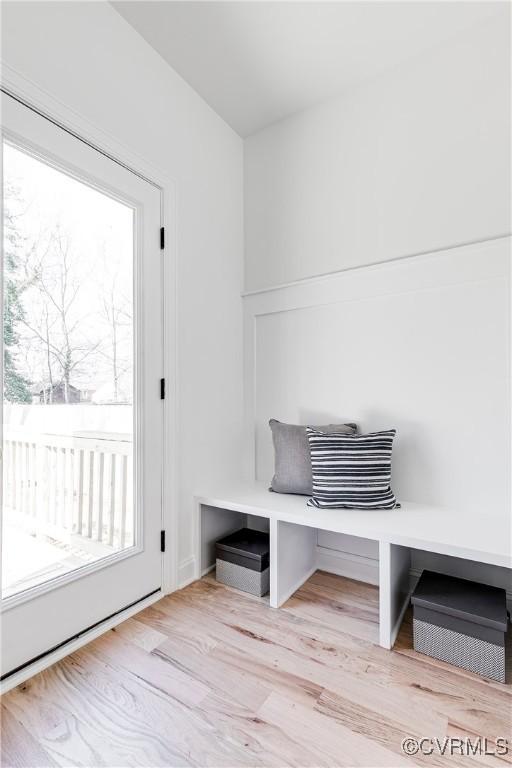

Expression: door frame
xmin=0 ymin=66 xmax=178 ymax=689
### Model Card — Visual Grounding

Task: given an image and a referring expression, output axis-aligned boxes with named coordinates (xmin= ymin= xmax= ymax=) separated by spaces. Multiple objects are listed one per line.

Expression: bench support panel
xmin=379 ymin=541 xmax=411 ymax=649
xmin=196 ymin=504 xmax=248 ymax=578
xmin=270 ymin=519 xmax=317 ymax=608
xmin=196 ymin=500 xmax=415 ymax=649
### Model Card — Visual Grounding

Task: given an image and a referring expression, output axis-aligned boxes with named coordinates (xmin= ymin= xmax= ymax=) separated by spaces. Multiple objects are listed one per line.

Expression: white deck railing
xmin=3 ymin=430 xmax=133 ymax=551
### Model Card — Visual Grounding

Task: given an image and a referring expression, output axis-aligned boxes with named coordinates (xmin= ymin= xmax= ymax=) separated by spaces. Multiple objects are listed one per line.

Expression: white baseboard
xmin=178 ymin=556 xmax=196 ymax=588
xmin=0 ymin=590 xmax=163 ymax=695
xmin=316 ymin=545 xmax=379 ymax=585
xmin=180 ymin=548 xmax=378 ymax=593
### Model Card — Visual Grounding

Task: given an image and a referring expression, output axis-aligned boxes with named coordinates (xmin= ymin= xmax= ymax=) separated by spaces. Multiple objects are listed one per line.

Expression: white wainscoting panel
xmin=243 ymin=238 xmax=510 ymax=575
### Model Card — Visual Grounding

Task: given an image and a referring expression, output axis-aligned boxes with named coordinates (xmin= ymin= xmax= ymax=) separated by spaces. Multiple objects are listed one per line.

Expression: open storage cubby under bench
xmin=194 ymin=481 xmax=510 ymax=650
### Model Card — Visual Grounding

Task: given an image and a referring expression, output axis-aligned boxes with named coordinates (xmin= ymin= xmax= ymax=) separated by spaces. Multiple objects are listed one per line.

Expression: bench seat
xmin=194 ymin=481 xmax=510 ymax=649
xmin=196 ymin=480 xmax=510 ymax=569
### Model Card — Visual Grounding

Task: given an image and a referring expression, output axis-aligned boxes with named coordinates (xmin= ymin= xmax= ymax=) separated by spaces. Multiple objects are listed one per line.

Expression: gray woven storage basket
xmin=411 ymin=570 xmax=507 ymax=683
xmin=215 ymin=528 xmax=270 ymax=597
xmin=216 ymin=558 xmax=269 ymax=597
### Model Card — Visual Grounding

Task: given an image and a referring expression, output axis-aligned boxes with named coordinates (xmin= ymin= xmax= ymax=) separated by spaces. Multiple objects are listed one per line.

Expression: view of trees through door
xmin=3 ymin=140 xmax=136 ymax=599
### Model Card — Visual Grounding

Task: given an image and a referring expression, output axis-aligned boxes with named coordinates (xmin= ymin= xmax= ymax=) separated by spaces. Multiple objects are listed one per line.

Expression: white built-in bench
xmin=194 ymin=481 xmax=510 ymax=650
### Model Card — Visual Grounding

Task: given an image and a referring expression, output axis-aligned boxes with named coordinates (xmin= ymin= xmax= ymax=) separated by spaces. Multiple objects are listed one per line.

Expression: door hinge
xmin=160 ymin=530 xmax=166 ymax=553
xmin=160 ymin=378 xmax=165 ymax=400
xmin=160 ymin=227 xmax=165 ymax=250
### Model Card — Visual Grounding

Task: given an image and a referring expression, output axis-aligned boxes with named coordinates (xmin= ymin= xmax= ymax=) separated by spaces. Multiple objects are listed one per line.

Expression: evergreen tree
xmin=3 ymin=183 xmax=32 ymax=403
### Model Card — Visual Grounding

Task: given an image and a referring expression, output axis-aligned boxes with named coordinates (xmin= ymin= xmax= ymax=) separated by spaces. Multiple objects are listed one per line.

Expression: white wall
xmin=1 ymin=0 xmax=244 ymax=586
xmin=244 ymin=10 xmax=510 ymax=291
xmin=2 ymin=2 xmax=510 ymax=595
xmin=244 ymin=11 xmax=511 ymax=585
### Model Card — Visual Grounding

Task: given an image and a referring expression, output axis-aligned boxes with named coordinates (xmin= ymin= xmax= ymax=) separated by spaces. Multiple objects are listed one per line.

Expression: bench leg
xmin=270 ymin=519 xmax=317 ymax=608
xmin=379 ymin=541 xmax=411 ymax=649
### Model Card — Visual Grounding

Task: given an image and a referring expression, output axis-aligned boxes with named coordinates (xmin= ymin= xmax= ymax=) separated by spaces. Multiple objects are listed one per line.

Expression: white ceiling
xmin=112 ymin=1 xmax=504 ymax=137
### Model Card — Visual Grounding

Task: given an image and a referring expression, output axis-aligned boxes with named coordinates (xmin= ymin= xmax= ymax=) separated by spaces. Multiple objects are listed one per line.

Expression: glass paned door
xmin=1 ymin=92 xmax=163 ymax=679
xmin=3 ymin=143 xmax=136 ymax=598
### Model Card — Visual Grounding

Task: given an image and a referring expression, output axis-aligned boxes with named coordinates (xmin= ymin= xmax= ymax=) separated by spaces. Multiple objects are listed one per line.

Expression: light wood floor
xmin=2 ymin=571 xmax=511 ymax=767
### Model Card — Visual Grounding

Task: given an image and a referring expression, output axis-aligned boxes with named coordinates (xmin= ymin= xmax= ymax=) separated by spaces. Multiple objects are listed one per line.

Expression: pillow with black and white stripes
xmin=306 ymin=428 xmax=399 ymax=510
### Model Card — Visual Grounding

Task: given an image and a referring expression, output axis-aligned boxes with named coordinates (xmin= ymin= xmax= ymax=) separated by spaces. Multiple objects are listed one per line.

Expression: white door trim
xmin=0 ymin=62 xmax=178 ymax=595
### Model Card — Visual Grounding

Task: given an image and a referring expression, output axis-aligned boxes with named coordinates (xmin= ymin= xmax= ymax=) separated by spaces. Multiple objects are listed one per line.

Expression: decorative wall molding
xmin=245 ymin=236 xmax=510 ymax=465
xmin=243 ymin=235 xmax=510 ymax=578
xmin=242 ymin=234 xmax=512 ymax=299
xmin=243 ymin=235 xmax=509 ymax=317
xmin=244 ymin=235 xmax=510 ymax=477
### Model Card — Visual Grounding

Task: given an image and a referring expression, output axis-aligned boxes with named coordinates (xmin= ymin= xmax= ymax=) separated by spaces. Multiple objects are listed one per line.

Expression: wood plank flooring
xmin=2 ymin=571 xmax=511 ymax=767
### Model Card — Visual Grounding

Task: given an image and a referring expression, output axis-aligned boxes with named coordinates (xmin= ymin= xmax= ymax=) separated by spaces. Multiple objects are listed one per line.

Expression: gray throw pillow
xmin=269 ymin=419 xmax=357 ymax=495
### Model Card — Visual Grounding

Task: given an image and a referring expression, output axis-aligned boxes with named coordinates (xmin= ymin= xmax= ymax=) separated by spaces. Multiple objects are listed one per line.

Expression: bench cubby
xmin=194 ymin=482 xmax=510 ymax=650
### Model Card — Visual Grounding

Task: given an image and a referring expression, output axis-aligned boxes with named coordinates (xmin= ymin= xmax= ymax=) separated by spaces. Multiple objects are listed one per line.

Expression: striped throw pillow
xmin=306 ymin=428 xmax=399 ymax=509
